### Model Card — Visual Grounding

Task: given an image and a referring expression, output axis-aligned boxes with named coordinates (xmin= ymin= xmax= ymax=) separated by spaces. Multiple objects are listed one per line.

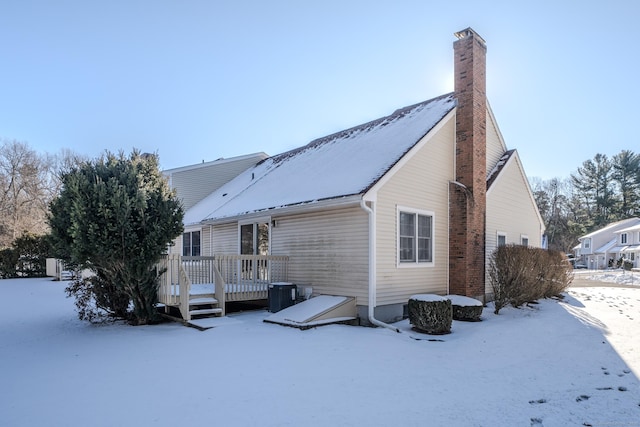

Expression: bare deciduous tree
xmin=0 ymin=139 xmax=48 ymax=247
xmin=0 ymin=139 xmax=82 ymax=248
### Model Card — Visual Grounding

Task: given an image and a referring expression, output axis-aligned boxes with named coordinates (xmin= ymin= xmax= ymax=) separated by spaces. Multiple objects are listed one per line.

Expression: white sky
xmin=1 ymin=0 xmax=637 ymax=180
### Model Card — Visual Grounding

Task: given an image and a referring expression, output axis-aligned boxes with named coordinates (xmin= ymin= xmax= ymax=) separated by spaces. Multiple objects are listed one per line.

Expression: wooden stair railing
xmin=213 ymin=259 xmax=226 ymax=317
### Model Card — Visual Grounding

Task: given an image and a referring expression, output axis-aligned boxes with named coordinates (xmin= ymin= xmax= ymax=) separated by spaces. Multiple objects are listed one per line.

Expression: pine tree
xmin=49 ymin=150 xmax=184 ymax=324
xmin=570 ymin=153 xmax=618 ymax=230
xmin=611 ymin=150 xmax=640 ymax=217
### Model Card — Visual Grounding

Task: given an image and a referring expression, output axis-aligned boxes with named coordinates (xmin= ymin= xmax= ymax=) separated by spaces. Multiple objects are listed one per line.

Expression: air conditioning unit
xmin=268 ymin=282 xmax=297 ymax=313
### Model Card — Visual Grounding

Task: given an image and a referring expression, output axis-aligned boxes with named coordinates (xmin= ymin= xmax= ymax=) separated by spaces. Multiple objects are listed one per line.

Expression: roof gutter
xmin=197 ymin=195 xmax=363 ymax=227
xmin=360 ymin=198 xmax=401 ymax=333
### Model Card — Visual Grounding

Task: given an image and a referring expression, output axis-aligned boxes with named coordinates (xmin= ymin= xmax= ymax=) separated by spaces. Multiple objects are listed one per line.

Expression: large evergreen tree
xmin=570 ymin=153 xmax=617 ymax=230
xmin=611 ymin=150 xmax=640 ymax=218
xmin=48 ymin=150 xmax=183 ymax=324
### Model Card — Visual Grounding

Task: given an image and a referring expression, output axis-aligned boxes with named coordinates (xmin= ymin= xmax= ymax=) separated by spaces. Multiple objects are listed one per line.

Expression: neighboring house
xmin=614 ymin=222 xmax=640 ymax=268
xmin=575 ymin=218 xmax=640 ymax=269
xmin=171 ymin=28 xmax=545 ymax=325
xmin=163 ymin=152 xmax=268 ymax=256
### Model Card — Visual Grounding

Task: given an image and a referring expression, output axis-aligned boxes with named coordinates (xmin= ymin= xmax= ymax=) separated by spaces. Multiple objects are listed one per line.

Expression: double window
xmin=398 ymin=208 xmax=433 ymax=265
xmin=182 ymin=231 xmax=201 ymax=256
xmin=621 ymin=233 xmax=628 ymax=244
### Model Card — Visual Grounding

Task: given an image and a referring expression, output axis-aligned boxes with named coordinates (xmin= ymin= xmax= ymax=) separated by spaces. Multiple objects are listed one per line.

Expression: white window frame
xmin=182 ymin=230 xmax=201 ymax=257
xmin=621 ymin=233 xmax=628 ymax=244
xmin=497 ymin=232 xmax=507 ymax=247
xmin=238 ymin=217 xmax=271 ymax=255
xmin=397 ymin=206 xmax=434 ymax=268
xmin=583 ymin=238 xmax=591 ymax=249
xmin=520 ymin=235 xmax=529 ymax=246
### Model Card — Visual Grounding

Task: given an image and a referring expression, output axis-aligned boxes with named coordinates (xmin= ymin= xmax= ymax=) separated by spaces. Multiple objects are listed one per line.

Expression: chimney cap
xmin=454 ymin=27 xmax=486 ymax=47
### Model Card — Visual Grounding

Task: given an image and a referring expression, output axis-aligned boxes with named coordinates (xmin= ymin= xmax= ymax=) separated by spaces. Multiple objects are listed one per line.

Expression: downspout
xmin=450 ymin=180 xmax=474 ymax=206
xmin=360 ymin=198 xmax=401 ymax=333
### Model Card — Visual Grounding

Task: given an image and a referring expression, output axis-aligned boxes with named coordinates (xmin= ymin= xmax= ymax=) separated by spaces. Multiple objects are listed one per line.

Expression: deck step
xmin=189 ymin=297 xmax=218 ymax=305
xmin=189 ymin=308 xmax=223 ymax=316
xmin=189 ymin=293 xmax=216 ymax=300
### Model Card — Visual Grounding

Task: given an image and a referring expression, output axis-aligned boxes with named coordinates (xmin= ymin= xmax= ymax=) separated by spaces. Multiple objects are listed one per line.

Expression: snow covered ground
xmin=575 ymin=268 xmax=640 ymax=286
xmin=1 ymin=277 xmax=639 ymax=426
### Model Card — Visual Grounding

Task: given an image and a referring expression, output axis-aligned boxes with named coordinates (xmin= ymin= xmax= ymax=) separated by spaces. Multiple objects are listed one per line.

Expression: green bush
xmin=13 ymin=233 xmax=51 ymax=277
xmin=48 ymin=150 xmax=183 ymax=325
xmin=489 ymin=245 xmax=573 ymax=314
xmin=0 ymin=247 xmax=19 ymax=279
xmin=0 ymin=233 xmax=51 ymax=278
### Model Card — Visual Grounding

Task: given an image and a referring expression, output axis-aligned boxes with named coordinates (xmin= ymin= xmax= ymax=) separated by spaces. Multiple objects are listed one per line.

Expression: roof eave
xmin=200 ymin=194 xmax=364 ymax=226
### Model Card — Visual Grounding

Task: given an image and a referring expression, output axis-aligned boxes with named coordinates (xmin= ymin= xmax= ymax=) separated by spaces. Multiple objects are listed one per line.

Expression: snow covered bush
xmin=446 ymin=295 xmax=483 ymax=321
xmin=489 ymin=245 xmax=572 ymax=314
xmin=408 ymin=294 xmax=452 ymax=334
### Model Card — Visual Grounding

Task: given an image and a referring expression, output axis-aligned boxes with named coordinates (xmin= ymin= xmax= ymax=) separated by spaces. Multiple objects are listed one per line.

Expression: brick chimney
xmin=449 ymin=28 xmax=487 ymax=299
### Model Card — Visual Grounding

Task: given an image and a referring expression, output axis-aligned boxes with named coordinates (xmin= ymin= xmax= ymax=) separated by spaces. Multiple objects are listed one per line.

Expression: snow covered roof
xmin=162 ymin=152 xmax=269 ymax=175
xmin=580 ymin=217 xmax=640 ymax=240
xmin=185 ymin=93 xmax=456 ymax=225
xmin=595 ymin=238 xmax=617 ymax=254
xmin=615 ymin=223 xmax=640 ymax=234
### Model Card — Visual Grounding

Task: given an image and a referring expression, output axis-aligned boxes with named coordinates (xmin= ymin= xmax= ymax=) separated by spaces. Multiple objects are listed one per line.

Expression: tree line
xmin=531 ymin=150 xmax=640 ymax=252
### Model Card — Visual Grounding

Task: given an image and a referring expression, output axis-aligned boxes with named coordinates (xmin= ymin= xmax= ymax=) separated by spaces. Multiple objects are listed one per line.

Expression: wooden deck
xmin=156 ymin=254 xmax=289 ymax=320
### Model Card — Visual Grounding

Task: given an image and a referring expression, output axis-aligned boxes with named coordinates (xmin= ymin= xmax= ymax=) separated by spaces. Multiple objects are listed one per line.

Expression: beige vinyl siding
xmin=486 ymin=156 xmax=544 ymax=294
xmin=486 ymin=109 xmax=507 ymax=177
xmin=271 ymin=206 xmax=370 ymax=303
xmin=201 ymin=225 xmax=212 ymax=256
xmin=374 ymin=116 xmax=455 ymax=306
xmin=207 ymin=206 xmax=369 ymax=302
xmin=211 ymin=223 xmax=239 ymax=254
xmin=167 ymin=154 xmax=266 ymax=211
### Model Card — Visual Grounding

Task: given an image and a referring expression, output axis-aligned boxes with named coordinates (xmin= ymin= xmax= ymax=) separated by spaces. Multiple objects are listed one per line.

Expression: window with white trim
xmin=497 ymin=233 xmax=507 ymax=247
xmin=583 ymin=238 xmax=591 ymax=249
xmin=240 ymin=222 xmax=270 ymax=255
xmin=621 ymin=233 xmax=628 ymax=244
xmin=182 ymin=230 xmax=201 ymax=256
xmin=398 ymin=208 xmax=433 ymax=265
xmin=521 ymin=235 xmax=529 ymax=246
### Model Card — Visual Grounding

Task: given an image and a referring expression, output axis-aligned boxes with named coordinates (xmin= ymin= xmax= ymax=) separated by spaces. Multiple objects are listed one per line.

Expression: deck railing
xmin=214 ymin=254 xmax=289 ymax=301
xmin=156 ymin=254 xmax=191 ymax=319
xmin=156 ymin=254 xmax=289 ymax=318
